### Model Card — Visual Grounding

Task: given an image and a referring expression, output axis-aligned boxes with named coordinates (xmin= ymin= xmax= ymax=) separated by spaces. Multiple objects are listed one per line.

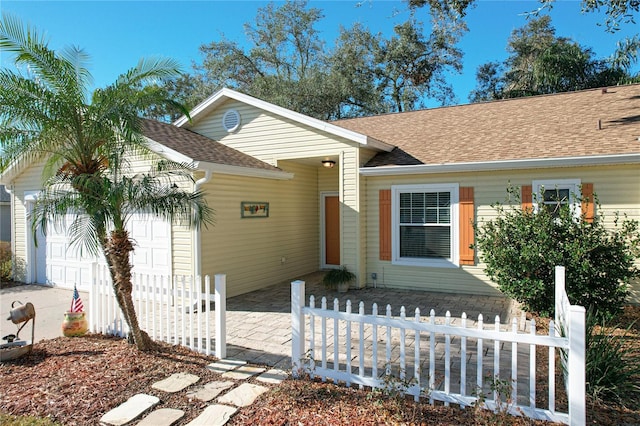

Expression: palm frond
xmin=58 ymin=44 xmax=93 ymax=92
xmin=117 ymin=57 xmax=183 ymax=87
xmin=0 ymin=12 xmax=48 ymax=56
xmin=0 ymin=13 xmax=87 ymax=103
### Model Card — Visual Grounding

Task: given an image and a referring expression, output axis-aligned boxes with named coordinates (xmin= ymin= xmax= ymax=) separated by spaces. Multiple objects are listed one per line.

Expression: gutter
xmin=359 ymin=153 xmax=640 ymax=176
xmin=193 ymin=170 xmax=212 ymax=279
xmin=197 ymin=161 xmax=294 ymax=180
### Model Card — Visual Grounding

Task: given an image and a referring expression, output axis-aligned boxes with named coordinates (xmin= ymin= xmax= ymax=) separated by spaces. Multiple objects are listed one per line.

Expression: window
xmin=392 ymin=184 xmax=459 ymax=267
xmin=532 ymin=179 xmax=581 ymax=218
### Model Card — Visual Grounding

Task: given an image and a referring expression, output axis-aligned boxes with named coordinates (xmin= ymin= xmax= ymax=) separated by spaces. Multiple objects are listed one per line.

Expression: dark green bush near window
xmin=474 ymin=186 xmax=640 ymax=318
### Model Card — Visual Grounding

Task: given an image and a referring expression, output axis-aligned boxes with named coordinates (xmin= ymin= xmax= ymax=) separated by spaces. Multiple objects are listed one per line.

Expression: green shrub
xmin=0 ymin=241 xmax=12 ymax=282
xmin=475 ymin=185 xmax=640 ymax=318
xmin=584 ymin=308 xmax=640 ymax=405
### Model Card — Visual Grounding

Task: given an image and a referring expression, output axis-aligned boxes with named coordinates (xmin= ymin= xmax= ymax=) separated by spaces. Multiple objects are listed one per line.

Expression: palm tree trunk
xmin=104 ymin=229 xmax=153 ymax=351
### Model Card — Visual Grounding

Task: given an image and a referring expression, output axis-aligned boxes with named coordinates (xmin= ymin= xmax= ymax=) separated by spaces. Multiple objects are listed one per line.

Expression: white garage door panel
xmin=152 ymin=221 xmax=169 ymax=238
xmin=133 ymin=248 xmax=150 ymax=266
xmin=44 ymin=214 xmax=171 ymax=290
xmin=129 ymin=215 xmax=171 ymax=277
xmin=131 ymin=223 xmax=150 ymax=239
xmin=49 ymin=264 xmax=65 ymax=282
xmin=152 ymin=248 xmax=170 ymax=268
xmin=50 ymin=242 xmax=65 ymax=258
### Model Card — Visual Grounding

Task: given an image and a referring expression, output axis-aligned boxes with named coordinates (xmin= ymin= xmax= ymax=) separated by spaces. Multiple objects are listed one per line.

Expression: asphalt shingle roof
xmin=142 ymin=119 xmax=280 ymax=172
xmin=333 ymin=84 xmax=640 ymax=167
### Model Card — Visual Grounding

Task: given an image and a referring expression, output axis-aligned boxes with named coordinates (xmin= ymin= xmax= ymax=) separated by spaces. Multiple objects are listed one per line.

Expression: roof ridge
xmin=332 ymin=83 xmax=640 ymax=124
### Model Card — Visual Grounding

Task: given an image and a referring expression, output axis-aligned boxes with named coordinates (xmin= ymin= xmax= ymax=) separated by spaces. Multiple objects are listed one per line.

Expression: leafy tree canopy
xmin=405 ymin=0 xmax=639 ymax=32
xmin=469 ymin=16 xmax=637 ymax=102
xmin=168 ymin=0 xmax=465 ymax=119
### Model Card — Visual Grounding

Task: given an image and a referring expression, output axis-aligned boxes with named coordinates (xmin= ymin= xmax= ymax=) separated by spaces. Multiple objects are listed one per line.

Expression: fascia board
xmin=197 ymin=161 xmax=294 ymax=180
xmin=174 ymin=88 xmax=394 ymax=152
xmin=145 ymin=137 xmax=195 ymax=165
xmin=359 ymin=153 xmax=640 ymax=176
xmin=0 ymin=158 xmax=30 ymax=185
xmin=145 ymin=138 xmax=291 ymax=179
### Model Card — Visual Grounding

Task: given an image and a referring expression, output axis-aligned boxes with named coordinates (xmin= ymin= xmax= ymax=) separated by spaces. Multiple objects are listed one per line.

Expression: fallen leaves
xmin=0 ymin=334 xmax=220 ymax=425
xmin=2 ymin=307 xmax=639 ymax=425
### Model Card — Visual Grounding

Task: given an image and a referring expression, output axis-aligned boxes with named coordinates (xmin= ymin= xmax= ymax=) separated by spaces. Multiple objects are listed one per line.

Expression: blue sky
xmin=1 ymin=0 xmax=638 ymax=106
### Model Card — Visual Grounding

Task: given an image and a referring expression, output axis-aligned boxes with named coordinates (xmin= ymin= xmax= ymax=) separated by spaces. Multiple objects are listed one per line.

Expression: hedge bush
xmin=475 ymin=186 xmax=640 ymax=318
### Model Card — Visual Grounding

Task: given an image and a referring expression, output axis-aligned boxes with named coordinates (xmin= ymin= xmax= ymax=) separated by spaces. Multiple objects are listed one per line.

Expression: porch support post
xmin=291 ymin=280 xmax=305 ymax=377
xmin=215 ymin=274 xmax=227 ymax=359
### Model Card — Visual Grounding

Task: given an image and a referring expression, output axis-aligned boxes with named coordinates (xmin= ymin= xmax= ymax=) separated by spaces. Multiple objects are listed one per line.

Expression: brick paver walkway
xmin=220 ymin=271 xmax=523 ymax=369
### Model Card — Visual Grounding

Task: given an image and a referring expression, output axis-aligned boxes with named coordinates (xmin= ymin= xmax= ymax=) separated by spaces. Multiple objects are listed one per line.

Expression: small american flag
xmin=70 ymin=284 xmax=84 ymax=313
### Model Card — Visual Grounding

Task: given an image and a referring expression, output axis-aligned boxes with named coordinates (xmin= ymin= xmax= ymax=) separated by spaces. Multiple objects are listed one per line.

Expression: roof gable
xmin=334 ymin=84 xmax=640 ymax=167
xmin=142 ymin=119 xmax=281 ymax=172
xmin=174 ymin=88 xmax=393 ymax=152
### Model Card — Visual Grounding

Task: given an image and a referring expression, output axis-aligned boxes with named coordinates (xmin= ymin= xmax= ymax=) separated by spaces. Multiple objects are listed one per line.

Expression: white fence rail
xmin=89 ymin=266 xmax=227 ymax=358
xmin=291 ymin=266 xmax=585 ymax=425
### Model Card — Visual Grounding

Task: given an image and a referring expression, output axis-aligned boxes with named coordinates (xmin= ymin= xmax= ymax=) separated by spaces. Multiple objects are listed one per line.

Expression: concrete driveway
xmin=1 ymin=284 xmax=89 ymax=343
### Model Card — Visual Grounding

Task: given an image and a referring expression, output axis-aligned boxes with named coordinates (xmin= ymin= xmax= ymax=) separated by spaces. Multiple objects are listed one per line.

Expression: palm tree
xmin=0 ymin=14 xmax=213 ymax=350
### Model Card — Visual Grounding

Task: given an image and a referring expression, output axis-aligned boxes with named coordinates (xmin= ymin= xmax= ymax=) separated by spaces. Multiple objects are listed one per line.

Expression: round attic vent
xmin=222 ymin=109 xmax=241 ymax=132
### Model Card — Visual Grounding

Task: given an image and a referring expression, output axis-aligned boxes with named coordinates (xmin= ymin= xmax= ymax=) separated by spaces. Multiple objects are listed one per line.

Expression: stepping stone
xmin=221 ymin=365 xmax=265 ymax=380
xmin=206 ymin=359 xmax=247 ymax=374
xmin=185 ymin=404 xmax=237 ymax=426
xmin=152 ymin=372 xmax=200 ymax=393
xmin=100 ymin=393 xmax=159 ymax=426
xmin=256 ymin=368 xmax=288 ymax=385
xmin=186 ymin=381 xmax=235 ymax=402
xmin=137 ymin=408 xmax=185 ymax=426
xmin=217 ymin=383 xmax=268 ymax=407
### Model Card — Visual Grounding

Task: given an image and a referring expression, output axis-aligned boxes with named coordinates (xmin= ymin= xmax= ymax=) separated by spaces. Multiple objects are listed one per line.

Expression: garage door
xmin=43 ymin=214 xmax=171 ymax=291
xmin=46 ymin=215 xmax=95 ymax=292
xmin=128 ymin=214 xmax=172 ymax=278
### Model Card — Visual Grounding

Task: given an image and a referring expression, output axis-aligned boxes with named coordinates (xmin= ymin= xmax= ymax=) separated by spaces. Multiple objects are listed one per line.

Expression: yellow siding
xmin=172 ymin=224 xmax=193 ymax=277
xmin=318 ymin=167 xmax=338 ymax=192
xmin=340 ymin=147 xmax=362 ymax=285
xmin=364 ymin=164 xmax=640 ymax=301
xmin=199 ymin=161 xmax=319 ymax=297
xmin=359 ymin=165 xmax=368 ymax=288
xmin=190 ymin=100 xmax=361 ymax=164
xmin=191 ymin=99 xmax=367 ymax=293
xmin=11 ymin=161 xmax=46 ymax=281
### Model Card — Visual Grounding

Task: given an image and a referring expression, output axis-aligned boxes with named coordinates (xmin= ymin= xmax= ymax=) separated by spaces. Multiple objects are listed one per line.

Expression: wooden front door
xmin=324 ymin=195 xmax=340 ymax=266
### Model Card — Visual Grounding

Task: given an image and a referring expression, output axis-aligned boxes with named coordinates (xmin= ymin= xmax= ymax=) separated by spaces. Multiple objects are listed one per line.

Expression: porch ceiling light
xmin=322 ymin=160 xmax=336 ymax=168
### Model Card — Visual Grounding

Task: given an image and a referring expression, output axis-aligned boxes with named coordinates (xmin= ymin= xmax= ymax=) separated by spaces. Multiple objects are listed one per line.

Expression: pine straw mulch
xmin=1 ymin=306 xmax=639 ymax=426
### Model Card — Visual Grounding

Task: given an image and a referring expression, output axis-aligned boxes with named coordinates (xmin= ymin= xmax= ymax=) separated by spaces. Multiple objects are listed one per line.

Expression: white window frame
xmin=391 ymin=183 xmax=459 ymax=268
xmin=532 ymin=179 xmax=581 ymax=218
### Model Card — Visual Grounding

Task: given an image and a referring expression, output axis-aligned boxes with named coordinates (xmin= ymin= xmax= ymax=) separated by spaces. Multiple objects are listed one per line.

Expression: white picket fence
xmin=89 ymin=265 xmax=227 ymax=358
xmin=291 ymin=266 xmax=585 ymax=425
